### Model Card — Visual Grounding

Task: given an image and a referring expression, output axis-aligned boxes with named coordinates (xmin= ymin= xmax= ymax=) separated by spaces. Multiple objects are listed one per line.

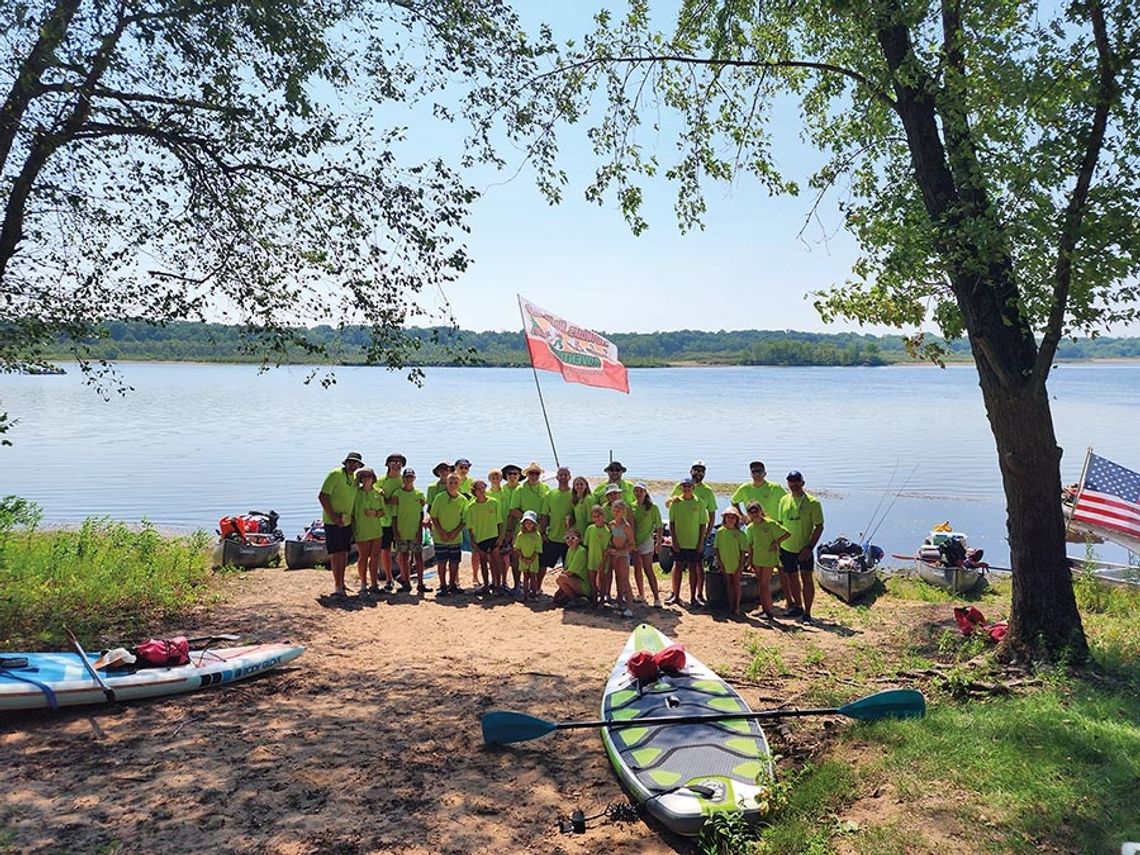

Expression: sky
xmin=410 ymin=2 xmax=880 ymax=337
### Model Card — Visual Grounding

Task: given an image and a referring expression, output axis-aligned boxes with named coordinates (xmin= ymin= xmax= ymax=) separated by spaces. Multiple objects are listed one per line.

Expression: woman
xmin=352 ymin=467 xmax=385 ymax=595
xmin=632 ymin=483 xmax=663 ymax=607
xmin=569 ymin=476 xmax=594 ymax=540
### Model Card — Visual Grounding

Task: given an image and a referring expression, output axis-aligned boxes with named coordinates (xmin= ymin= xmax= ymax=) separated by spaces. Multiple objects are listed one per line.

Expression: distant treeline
xmin=34 ymin=320 xmax=1140 ymax=367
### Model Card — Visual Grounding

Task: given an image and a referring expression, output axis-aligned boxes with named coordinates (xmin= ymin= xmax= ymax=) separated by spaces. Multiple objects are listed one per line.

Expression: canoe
xmin=211 ymin=538 xmax=281 ymax=569
xmin=0 ymin=642 xmax=304 ymax=712
xmin=915 ymin=558 xmax=985 ymax=594
xmin=284 ymin=538 xmax=359 ymax=569
xmin=815 ymin=554 xmax=879 ymax=603
xmin=601 ymin=624 xmax=774 ymax=837
xmin=704 ymin=570 xmax=782 ymax=609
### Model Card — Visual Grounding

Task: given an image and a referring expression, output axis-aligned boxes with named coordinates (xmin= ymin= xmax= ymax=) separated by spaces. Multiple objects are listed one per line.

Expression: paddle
xmin=481 ymin=688 xmax=925 ymax=745
xmin=64 ymin=627 xmax=115 ymax=703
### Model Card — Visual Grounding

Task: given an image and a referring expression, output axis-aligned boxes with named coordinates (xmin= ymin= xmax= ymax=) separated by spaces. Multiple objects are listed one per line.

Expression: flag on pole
xmin=518 ymin=297 xmax=629 ymax=393
xmin=1072 ymin=452 xmax=1140 ymax=539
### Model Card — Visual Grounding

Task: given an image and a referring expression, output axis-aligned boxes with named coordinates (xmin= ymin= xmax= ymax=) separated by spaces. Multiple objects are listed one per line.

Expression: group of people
xmin=317 ymin=453 xmax=826 ymax=623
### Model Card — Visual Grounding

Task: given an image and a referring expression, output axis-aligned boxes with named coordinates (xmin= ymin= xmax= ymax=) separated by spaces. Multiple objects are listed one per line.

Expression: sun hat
xmin=605 ymin=483 xmax=623 ymax=495
xmin=605 ymin=460 xmax=627 ymax=473
xmin=723 ymin=507 xmax=741 ymax=519
xmin=634 ymin=481 xmax=649 ymax=491
xmin=386 ymin=452 xmax=407 ymax=466
xmin=402 ymin=468 xmax=416 ymax=477
xmin=523 ymin=461 xmax=543 ymax=475
xmin=787 ymin=470 xmax=804 ymax=481
xmin=502 ymin=463 xmax=522 ymax=475
xmin=522 ymin=510 xmax=539 ymax=524
xmin=432 ymin=461 xmax=452 ymax=477
xmin=343 ymin=452 xmax=364 ymax=465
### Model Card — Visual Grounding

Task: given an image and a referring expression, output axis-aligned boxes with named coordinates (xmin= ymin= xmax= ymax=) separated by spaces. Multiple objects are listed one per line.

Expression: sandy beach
xmin=0 ymin=565 xmax=947 ymax=854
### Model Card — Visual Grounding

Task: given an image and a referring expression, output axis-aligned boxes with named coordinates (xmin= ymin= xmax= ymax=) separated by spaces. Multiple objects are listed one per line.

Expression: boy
xmin=465 ymin=479 xmax=502 ymax=594
xmin=430 ymin=473 xmax=469 ymax=597
xmin=666 ymin=478 xmax=709 ymax=607
xmin=585 ymin=505 xmax=611 ymax=607
xmin=391 ymin=468 xmax=430 ymax=594
xmin=515 ymin=510 xmax=544 ymax=600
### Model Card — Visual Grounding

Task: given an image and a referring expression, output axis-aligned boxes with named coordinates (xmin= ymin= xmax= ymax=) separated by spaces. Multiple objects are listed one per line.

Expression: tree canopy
xmin=506 ymin=0 xmax=1140 ymax=661
xmin=0 ymin=0 xmax=542 ymax=391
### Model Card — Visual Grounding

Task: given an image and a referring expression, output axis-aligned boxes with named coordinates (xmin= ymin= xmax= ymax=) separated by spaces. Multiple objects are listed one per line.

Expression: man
xmin=665 ymin=478 xmax=709 ymax=607
xmin=776 ymin=470 xmax=825 ymax=623
xmin=318 ymin=451 xmax=364 ymax=598
xmin=593 ymin=460 xmax=636 ymax=507
xmin=731 ymin=460 xmax=787 ymax=521
xmin=539 ymin=466 xmax=574 ymax=592
xmin=508 ymin=462 xmax=550 ymax=596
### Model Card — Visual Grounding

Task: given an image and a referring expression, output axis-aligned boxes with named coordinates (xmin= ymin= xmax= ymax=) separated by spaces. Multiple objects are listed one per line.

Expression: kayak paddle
xmin=65 ymin=627 xmax=116 ymax=703
xmin=482 ymin=688 xmax=925 ymax=745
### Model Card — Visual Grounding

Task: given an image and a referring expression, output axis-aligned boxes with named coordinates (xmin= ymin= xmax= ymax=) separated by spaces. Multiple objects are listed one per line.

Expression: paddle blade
xmin=838 ymin=689 xmax=926 ymax=721
xmin=481 ymin=710 xmax=558 ymax=745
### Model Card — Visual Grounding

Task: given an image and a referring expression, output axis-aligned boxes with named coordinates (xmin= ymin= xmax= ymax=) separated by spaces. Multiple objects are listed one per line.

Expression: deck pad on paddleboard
xmin=601 ymin=624 xmax=773 ymax=837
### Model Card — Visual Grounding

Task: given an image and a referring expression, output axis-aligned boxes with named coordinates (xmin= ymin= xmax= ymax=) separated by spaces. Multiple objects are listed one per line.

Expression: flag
xmin=1072 ymin=453 xmax=1140 ymax=539
xmin=518 ymin=297 xmax=629 ymax=393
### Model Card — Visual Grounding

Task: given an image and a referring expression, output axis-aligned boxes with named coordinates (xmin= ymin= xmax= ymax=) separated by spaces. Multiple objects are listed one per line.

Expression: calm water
xmin=3 ymin=362 xmax=1139 ymax=566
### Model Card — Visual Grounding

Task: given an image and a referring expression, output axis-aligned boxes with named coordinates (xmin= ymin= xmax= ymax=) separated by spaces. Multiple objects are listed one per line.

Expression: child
xmin=714 ymin=507 xmax=750 ymax=615
xmin=430 ymin=473 xmax=468 ymax=597
xmin=465 ymin=480 xmax=502 ymax=595
xmin=632 ymin=483 xmax=663 ymax=607
xmin=746 ymin=501 xmax=791 ymax=619
xmin=514 ymin=510 xmax=544 ymax=600
xmin=585 ymin=505 xmax=611 ymax=607
xmin=666 ymin=479 xmax=709 ymax=607
xmin=608 ymin=500 xmax=636 ymax=617
xmin=352 ymin=467 xmax=384 ymax=595
xmin=554 ymin=529 xmax=592 ymax=605
xmin=391 ymin=467 xmax=429 ymax=594
xmin=378 ymin=454 xmax=405 ymax=590
xmin=499 ymin=464 xmax=523 ymax=593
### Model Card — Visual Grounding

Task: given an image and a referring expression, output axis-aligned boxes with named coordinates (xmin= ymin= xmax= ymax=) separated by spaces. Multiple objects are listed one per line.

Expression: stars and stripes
xmin=1072 ymin=453 xmax=1140 ymax=539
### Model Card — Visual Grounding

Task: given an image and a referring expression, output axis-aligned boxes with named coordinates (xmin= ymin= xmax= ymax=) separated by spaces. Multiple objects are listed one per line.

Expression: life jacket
xmin=219 ymin=511 xmax=281 ymax=544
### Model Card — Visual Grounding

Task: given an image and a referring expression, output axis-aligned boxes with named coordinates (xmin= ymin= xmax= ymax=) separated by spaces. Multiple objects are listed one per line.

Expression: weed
xmin=744 ymin=633 xmax=790 ymax=680
xmin=697 ymin=810 xmax=760 ymax=855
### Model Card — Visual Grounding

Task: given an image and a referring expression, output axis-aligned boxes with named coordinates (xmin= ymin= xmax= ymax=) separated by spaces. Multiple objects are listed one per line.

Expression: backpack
xmin=939 ymin=538 xmax=968 ymax=566
xmin=134 ymin=637 xmax=190 ymax=667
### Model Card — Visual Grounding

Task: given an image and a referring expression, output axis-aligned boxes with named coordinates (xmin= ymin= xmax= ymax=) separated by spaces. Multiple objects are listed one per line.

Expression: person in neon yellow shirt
xmin=318 ymin=451 xmax=363 ymax=598
xmin=745 ymin=501 xmax=791 ymax=619
xmin=671 ymin=460 xmax=717 ymax=523
xmin=666 ymin=479 xmax=710 ymax=607
xmin=713 ymin=507 xmax=750 ymax=615
xmin=554 ymin=528 xmax=592 ymax=605
xmin=426 ymin=461 xmax=452 ymax=506
xmin=515 ymin=510 xmax=544 ymax=600
xmin=389 ymin=468 xmax=428 ymax=594
xmin=465 ymin=479 xmax=502 ymax=595
xmin=776 ymin=470 xmax=825 ymax=623
xmin=378 ymin=453 xmax=405 ymax=592
xmin=508 ymin=462 xmax=549 ymax=596
xmin=430 ymin=473 xmax=469 ymax=597
xmin=593 ymin=460 xmax=637 ymax=507
xmin=584 ymin=505 xmax=611 ymax=607
xmin=353 ymin=467 xmax=385 ymax=596
xmin=731 ymin=460 xmax=787 ymax=521
xmin=569 ymin=476 xmax=594 ymax=537
xmin=540 ymin=466 xmax=575 ymax=592
xmin=632 ymin=483 xmax=663 ymax=607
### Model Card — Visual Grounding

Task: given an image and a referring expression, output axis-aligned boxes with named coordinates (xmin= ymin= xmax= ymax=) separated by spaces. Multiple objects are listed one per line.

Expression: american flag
xmin=1072 ymin=453 xmax=1140 ymax=538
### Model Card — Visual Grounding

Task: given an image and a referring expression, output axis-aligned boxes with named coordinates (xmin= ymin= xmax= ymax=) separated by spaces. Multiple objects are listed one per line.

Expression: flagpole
xmin=1065 ymin=447 xmax=1093 ymax=540
xmin=518 ymin=296 xmax=560 ymax=468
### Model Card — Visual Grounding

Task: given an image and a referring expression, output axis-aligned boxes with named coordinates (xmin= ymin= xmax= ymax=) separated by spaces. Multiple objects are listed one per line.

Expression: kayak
xmin=601 ymin=624 xmax=774 ymax=837
xmin=0 ymin=642 xmax=304 ymax=712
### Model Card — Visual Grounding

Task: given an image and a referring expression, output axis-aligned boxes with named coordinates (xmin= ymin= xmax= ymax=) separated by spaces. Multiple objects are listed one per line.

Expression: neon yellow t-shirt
xmin=668 ymin=497 xmax=709 ymax=550
xmin=564 ymin=545 xmax=592 ymax=594
xmin=541 ymin=488 xmax=575 ymax=544
xmin=777 ymin=492 xmax=824 ymax=553
xmin=714 ymin=526 xmax=749 ymax=574
xmin=747 ymin=519 xmax=791 ymax=567
xmin=633 ymin=502 xmax=663 ymax=545
xmin=353 ymin=486 xmax=386 ymax=542
xmin=391 ymin=487 xmax=426 ymax=541
xmin=731 ymin=481 xmax=787 ymax=520
xmin=593 ymin=479 xmax=636 ymax=508
xmin=585 ymin=523 xmax=611 ymax=572
xmin=671 ymin=482 xmax=717 ymax=518
xmin=509 ymin=481 xmax=550 ymax=517
xmin=320 ymin=467 xmax=358 ymax=524
xmin=465 ymin=497 xmax=502 ymax=544
xmin=515 ymin=529 xmax=543 ymax=574
xmin=378 ymin=474 xmax=402 ymax=525
xmin=570 ymin=498 xmax=593 ymax=537
xmin=426 ymin=480 xmax=447 ymax=508
xmin=430 ymin=491 xmax=469 ymax=545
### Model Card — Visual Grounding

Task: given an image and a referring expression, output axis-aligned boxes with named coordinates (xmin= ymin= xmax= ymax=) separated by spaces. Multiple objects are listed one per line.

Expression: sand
xmin=0 ymin=565 xmax=933 ymax=854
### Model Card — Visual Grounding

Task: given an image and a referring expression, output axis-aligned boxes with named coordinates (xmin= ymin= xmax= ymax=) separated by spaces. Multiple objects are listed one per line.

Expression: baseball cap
xmin=605 ymin=483 xmax=623 ymax=495
xmin=455 ymin=458 xmax=471 ymax=467
xmin=691 ymin=459 xmax=706 ymax=469
xmin=522 ymin=510 xmax=539 ymax=524
xmin=787 ymin=470 xmax=804 ymax=481
xmin=680 ymin=477 xmax=694 ymax=487
xmin=402 ymin=468 xmax=416 ymax=477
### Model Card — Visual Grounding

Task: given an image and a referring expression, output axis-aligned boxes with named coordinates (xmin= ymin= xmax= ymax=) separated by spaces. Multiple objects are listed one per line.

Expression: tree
xmin=511 ymin=0 xmax=1140 ymax=662
xmin=0 ymin=0 xmax=541 ymax=409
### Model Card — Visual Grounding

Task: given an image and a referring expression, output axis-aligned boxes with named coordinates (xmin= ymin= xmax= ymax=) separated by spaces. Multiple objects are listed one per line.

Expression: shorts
xmin=380 ymin=526 xmax=395 ymax=550
xmin=435 ymin=544 xmax=462 ymax=563
xmin=637 ymin=538 xmax=655 ymax=556
xmin=395 ymin=538 xmax=423 ymax=556
xmin=780 ymin=548 xmax=814 ymax=574
xmin=325 ymin=523 xmax=354 ymax=554
xmin=475 ymin=537 xmax=499 ymax=555
xmin=541 ymin=540 xmax=568 ymax=568
xmin=674 ymin=548 xmax=701 ymax=563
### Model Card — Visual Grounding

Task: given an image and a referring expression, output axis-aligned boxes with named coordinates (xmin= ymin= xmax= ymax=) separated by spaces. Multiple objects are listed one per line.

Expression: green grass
xmin=0 ymin=496 xmax=219 ymax=648
xmin=743 ymin=633 xmax=791 ymax=680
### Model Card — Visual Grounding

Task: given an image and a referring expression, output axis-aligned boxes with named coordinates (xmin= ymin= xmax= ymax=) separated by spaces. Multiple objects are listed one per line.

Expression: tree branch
xmin=1033 ymin=0 xmax=1115 ymax=388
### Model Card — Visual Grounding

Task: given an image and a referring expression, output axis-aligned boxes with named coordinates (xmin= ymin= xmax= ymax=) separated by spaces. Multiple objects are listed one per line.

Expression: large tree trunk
xmin=973 ymin=350 xmax=1089 ymax=663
